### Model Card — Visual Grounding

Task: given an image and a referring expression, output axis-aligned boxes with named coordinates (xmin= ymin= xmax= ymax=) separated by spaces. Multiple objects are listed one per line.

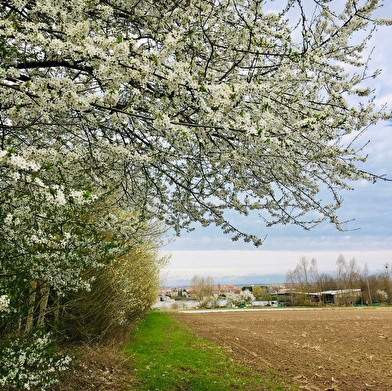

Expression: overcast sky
xmin=160 ymin=2 xmax=392 ymax=287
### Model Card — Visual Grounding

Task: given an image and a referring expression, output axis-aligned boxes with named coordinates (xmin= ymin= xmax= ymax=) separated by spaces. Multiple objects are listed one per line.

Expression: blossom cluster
xmin=226 ymin=290 xmax=256 ymax=307
xmin=0 ymin=295 xmax=9 ymax=313
xmin=0 ymin=332 xmax=71 ymax=390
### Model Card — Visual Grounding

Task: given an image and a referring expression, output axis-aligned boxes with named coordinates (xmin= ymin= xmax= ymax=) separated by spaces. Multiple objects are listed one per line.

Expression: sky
xmin=160 ymin=1 xmax=392 ymax=287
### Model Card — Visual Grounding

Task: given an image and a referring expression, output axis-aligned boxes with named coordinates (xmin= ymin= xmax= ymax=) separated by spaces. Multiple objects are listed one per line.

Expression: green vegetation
xmin=125 ymin=311 xmax=296 ymax=391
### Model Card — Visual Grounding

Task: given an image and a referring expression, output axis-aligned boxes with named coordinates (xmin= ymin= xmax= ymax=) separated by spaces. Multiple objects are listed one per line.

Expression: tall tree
xmin=309 ymin=258 xmax=324 ymax=304
xmin=286 ymin=256 xmax=315 ymax=305
xmin=379 ymin=263 xmax=392 ymax=303
xmin=361 ymin=263 xmax=373 ymax=305
xmin=335 ymin=255 xmax=360 ymax=305
xmin=190 ymin=275 xmax=215 ymax=307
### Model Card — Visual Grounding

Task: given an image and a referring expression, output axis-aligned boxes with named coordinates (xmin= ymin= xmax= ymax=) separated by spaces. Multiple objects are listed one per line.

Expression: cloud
xmin=160 ymin=250 xmax=392 ymax=286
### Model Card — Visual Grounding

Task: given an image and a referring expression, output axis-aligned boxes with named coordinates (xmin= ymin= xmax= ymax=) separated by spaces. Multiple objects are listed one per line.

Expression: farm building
xmin=308 ymin=289 xmax=362 ymax=305
xmin=273 ymin=288 xmax=362 ymax=306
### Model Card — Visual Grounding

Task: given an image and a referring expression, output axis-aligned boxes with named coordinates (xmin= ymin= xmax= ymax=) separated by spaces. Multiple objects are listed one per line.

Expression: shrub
xmin=62 ymin=243 xmax=167 ymax=343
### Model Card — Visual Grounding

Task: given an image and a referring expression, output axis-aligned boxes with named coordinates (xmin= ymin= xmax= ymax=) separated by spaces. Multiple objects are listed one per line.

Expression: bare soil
xmin=173 ymin=307 xmax=392 ymax=391
xmin=55 ymin=343 xmax=135 ymax=391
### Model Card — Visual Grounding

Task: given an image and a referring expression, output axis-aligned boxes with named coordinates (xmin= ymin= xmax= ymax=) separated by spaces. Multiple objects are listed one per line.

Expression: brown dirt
xmin=173 ymin=307 xmax=392 ymax=391
xmin=55 ymin=343 xmax=135 ymax=391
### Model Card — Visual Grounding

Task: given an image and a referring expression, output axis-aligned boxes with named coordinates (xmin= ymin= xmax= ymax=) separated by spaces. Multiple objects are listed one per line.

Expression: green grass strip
xmin=125 ymin=311 xmax=296 ymax=391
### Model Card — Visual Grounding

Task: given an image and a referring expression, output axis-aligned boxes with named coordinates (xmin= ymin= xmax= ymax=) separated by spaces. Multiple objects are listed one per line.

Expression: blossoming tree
xmin=2 ymin=0 xmax=390 ymax=245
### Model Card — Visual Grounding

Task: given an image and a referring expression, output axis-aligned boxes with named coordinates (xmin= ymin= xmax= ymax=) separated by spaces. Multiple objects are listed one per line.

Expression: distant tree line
xmin=286 ymin=255 xmax=392 ymax=306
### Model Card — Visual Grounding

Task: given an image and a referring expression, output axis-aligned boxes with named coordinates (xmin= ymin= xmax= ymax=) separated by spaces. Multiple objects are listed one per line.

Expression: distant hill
xmin=164 ymin=273 xmax=287 ymax=288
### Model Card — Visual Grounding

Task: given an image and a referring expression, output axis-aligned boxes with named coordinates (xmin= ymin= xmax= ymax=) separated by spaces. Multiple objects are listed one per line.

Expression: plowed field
xmin=173 ymin=308 xmax=392 ymax=391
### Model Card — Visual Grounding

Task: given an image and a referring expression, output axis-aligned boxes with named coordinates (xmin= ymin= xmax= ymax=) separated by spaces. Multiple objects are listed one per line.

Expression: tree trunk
xmin=25 ymin=280 xmax=37 ymax=334
xmin=37 ymin=281 xmax=50 ymax=327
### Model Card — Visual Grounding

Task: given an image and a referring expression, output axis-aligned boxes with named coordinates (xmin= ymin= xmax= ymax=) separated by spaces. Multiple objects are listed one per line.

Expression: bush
xmin=62 ymin=243 xmax=167 ymax=343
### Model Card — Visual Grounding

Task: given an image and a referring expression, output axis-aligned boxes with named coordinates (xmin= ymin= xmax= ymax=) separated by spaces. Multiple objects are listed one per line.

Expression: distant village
xmin=158 ymin=257 xmax=392 ymax=309
xmin=158 ymin=283 xmax=364 ymax=308
xmin=160 ymin=283 xmax=252 ymax=300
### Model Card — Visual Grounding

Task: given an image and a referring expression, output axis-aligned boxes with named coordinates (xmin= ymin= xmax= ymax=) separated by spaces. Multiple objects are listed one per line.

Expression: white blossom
xmin=0 ymin=295 xmax=10 ymax=312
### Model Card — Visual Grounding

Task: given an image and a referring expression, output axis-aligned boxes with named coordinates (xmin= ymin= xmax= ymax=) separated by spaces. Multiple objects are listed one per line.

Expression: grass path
xmin=125 ymin=311 xmax=296 ymax=391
